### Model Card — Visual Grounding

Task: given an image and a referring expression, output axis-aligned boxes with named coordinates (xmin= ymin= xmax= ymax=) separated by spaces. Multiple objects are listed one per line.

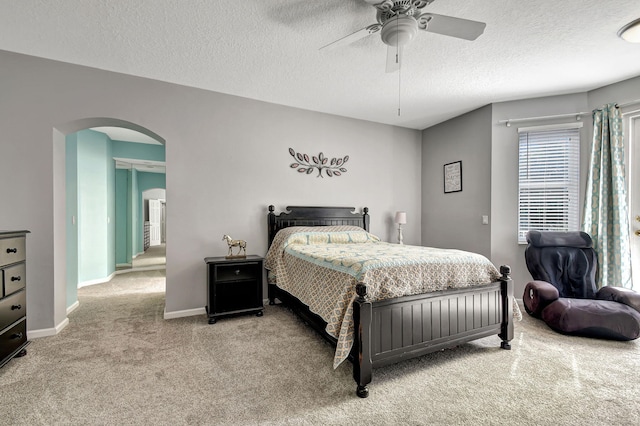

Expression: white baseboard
xmin=78 ymin=271 xmax=116 ymax=288
xmin=67 ymin=300 xmax=80 ymax=315
xmin=28 ymin=317 xmax=70 ymax=339
xmin=164 ymin=307 xmax=206 ymax=320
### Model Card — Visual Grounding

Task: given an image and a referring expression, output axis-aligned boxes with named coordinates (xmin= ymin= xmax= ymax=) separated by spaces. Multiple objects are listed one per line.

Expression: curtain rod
xmin=499 ymin=99 xmax=640 ymax=127
xmin=498 ymin=112 xmax=590 ymax=127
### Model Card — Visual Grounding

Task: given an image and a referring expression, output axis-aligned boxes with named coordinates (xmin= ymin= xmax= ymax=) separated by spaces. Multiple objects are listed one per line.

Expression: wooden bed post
xmin=499 ymin=265 xmax=514 ymax=350
xmin=267 ymin=205 xmax=276 ymax=246
xmin=352 ymin=283 xmax=373 ymax=398
xmin=267 ymin=205 xmax=277 ymax=305
xmin=362 ymin=207 xmax=370 ymax=232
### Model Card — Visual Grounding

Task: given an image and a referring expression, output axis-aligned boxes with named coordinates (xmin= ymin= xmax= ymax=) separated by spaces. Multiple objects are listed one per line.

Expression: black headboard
xmin=267 ymin=205 xmax=369 ymax=247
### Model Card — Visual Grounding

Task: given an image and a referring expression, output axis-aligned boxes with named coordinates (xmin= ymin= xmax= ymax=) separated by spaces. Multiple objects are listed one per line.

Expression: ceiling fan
xmin=320 ymin=0 xmax=486 ymax=73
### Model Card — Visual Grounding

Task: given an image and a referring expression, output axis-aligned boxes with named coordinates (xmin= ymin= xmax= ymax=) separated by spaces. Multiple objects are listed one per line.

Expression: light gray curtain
xmin=582 ymin=103 xmax=632 ymax=288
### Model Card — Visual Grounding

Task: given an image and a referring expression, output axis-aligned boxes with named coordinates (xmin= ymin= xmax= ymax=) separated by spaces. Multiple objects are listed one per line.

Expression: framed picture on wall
xmin=444 ymin=161 xmax=462 ymax=193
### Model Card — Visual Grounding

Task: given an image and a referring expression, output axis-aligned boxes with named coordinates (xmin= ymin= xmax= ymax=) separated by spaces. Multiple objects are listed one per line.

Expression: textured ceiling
xmin=1 ymin=0 xmax=639 ymax=130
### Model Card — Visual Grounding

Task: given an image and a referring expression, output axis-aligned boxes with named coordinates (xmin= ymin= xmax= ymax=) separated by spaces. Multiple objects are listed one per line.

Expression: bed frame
xmin=267 ymin=205 xmax=513 ymax=398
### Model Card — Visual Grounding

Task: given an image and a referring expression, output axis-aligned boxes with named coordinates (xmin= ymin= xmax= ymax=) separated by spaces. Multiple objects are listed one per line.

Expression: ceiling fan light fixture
xmin=381 ymin=15 xmax=418 ymax=47
xmin=618 ymin=18 xmax=640 ymax=43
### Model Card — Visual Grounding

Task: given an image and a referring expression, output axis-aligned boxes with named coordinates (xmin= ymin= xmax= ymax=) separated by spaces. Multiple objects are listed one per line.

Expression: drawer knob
xmin=234 ymin=269 xmax=241 ymax=275
xmin=11 ymin=304 xmax=22 ymax=310
xmin=6 ymin=248 xmax=18 ymax=254
xmin=11 ymin=275 xmax=21 ymax=282
xmin=11 ymin=332 xmax=23 ymax=339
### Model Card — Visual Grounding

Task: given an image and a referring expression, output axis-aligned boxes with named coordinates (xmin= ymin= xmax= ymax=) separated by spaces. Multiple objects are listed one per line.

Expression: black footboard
xmin=352 ymin=265 xmax=513 ymax=398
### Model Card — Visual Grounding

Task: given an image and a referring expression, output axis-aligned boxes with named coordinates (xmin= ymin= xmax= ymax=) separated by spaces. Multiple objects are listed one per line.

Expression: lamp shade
xmin=395 ymin=211 xmax=407 ymax=225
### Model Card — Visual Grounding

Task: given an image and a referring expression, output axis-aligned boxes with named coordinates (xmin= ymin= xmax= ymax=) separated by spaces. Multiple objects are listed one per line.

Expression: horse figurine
xmin=222 ymin=235 xmax=247 ymax=258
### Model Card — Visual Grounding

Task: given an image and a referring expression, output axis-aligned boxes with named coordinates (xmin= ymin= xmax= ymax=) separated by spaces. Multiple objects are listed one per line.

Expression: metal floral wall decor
xmin=288 ymin=148 xmax=349 ymax=178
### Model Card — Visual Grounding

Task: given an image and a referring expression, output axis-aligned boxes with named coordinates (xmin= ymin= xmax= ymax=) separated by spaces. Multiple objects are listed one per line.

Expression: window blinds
xmin=518 ymin=126 xmax=580 ymax=243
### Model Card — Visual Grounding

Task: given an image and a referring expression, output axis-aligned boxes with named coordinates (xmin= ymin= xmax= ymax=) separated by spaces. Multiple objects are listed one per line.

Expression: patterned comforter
xmin=265 ymin=226 xmax=503 ymax=368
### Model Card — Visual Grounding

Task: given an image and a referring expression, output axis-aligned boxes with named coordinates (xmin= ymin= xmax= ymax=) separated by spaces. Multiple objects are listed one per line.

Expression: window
xmin=518 ymin=124 xmax=581 ymax=244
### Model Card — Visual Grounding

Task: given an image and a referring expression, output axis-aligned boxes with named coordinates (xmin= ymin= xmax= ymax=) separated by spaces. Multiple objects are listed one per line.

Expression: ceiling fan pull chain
xmin=397 ymin=14 xmax=401 ymax=117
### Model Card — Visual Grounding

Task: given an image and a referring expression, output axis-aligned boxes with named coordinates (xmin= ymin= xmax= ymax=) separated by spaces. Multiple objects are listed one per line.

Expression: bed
xmin=266 ymin=205 xmax=514 ymax=398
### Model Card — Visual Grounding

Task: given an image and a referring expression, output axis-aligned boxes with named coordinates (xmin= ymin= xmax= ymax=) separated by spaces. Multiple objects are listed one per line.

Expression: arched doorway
xmin=53 ymin=117 xmax=166 ymax=323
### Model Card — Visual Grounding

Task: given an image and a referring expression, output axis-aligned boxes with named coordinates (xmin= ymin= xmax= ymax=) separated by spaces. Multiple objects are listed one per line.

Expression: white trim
xmin=518 ymin=122 xmax=584 ymax=133
xmin=78 ymin=271 xmax=116 ymax=288
xmin=164 ymin=307 xmax=206 ymax=320
xmin=28 ymin=317 xmax=69 ymax=339
xmin=66 ymin=300 xmax=80 ymax=315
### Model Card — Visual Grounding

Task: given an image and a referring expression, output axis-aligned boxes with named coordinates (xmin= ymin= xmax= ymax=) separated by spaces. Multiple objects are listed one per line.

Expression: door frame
xmin=625 ymin=109 xmax=640 ymax=289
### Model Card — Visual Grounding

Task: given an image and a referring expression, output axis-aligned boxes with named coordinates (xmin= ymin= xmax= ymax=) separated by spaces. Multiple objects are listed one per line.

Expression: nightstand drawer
xmin=3 ymin=263 xmax=26 ymax=297
xmin=215 ymin=262 xmax=261 ymax=282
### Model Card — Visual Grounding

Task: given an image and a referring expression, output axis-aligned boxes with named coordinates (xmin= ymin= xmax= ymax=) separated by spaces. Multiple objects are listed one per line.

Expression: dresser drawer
xmin=0 ymin=290 xmax=26 ymax=331
xmin=2 ymin=263 xmax=26 ymax=297
xmin=214 ymin=262 xmax=261 ymax=282
xmin=0 ymin=237 xmax=26 ymax=266
xmin=0 ymin=319 xmax=27 ymax=364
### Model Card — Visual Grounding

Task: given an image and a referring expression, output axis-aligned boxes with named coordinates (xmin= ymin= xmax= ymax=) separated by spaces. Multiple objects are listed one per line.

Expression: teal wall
xmin=76 ymin=130 xmax=114 ymax=283
xmin=115 ymin=169 xmax=129 ymax=265
xmin=65 ymin=132 xmax=165 ymax=309
xmin=129 ymin=169 xmax=139 ymax=261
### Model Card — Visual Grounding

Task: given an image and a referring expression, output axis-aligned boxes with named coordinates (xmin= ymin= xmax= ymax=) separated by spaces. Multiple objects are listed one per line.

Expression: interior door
xmin=149 ymin=199 xmax=162 ymax=246
xmin=628 ymin=113 xmax=640 ymax=290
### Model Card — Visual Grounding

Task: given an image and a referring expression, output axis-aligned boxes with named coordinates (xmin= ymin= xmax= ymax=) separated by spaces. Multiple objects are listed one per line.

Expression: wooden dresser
xmin=0 ymin=230 xmax=29 ymax=368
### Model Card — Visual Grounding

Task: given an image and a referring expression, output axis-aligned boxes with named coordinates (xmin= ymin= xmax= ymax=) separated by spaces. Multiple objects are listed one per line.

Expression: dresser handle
xmin=11 ymin=276 xmax=21 ymax=282
xmin=11 ymin=332 xmax=23 ymax=339
xmin=11 ymin=304 xmax=22 ymax=310
xmin=6 ymin=248 xmax=18 ymax=253
xmin=234 ymin=269 xmax=240 ymax=275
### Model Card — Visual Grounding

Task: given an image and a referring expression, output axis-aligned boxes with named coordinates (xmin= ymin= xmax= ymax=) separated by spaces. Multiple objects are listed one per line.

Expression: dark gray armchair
xmin=523 ymin=231 xmax=640 ymax=340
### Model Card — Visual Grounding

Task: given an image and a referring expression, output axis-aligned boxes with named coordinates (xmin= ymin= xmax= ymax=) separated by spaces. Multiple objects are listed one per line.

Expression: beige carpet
xmin=1 ymin=271 xmax=639 ymax=425
xmin=132 ymin=244 xmax=166 ymax=268
xmin=117 ymin=244 xmax=166 ymax=272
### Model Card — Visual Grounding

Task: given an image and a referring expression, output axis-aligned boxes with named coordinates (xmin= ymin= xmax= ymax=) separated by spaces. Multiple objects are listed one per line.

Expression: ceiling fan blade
xmin=319 ymin=23 xmax=381 ymax=51
xmin=385 ymin=45 xmax=403 ymax=73
xmin=418 ymin=13 xmax=486 ymax=41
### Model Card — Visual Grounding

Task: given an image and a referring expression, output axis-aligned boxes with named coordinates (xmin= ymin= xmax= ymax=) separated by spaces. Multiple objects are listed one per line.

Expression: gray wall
xmin=588 ymin=75 xmax=640 ymax=111
xmin=0 ymin=50 xmax=422 ymax=333
xmin=490 ymin=93 xmax=590 ymax=293
xmin=421 ymin=105 xmax=493 ymax=258
xmin=422 ymin=92 xmax=592 ymax=295
xmin=422 ymin=78 xmax=640 ymax=298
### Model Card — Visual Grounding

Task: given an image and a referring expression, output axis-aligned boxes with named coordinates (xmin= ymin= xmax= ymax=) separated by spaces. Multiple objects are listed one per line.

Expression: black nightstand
xmin=204 ymin=255 xmax=264 ymax=324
